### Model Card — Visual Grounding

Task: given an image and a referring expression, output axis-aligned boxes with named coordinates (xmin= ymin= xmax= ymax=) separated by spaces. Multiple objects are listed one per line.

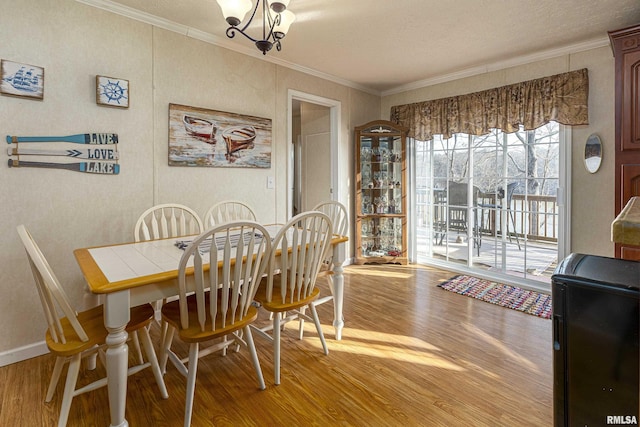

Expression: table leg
xmin=332 ymin=242 xmax=346 ymax=340
xmin=104 ymin=291 xmax=131 ymax=427
xmin=83 ymin=287 xmax=101 ymax=370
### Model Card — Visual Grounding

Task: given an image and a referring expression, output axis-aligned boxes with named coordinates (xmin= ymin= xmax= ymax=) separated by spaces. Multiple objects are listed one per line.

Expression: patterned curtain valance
xmin=390 ymin=68 xmax=589 ymax=140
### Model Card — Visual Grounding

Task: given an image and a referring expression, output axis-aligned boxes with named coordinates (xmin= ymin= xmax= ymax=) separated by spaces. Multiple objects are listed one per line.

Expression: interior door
xmin=292 ymin=101 xmax=331 ymax=213
xmin=302 ymin=132 xmax=331 ymax=209
xmin=611 ymin=26 xmax=640 ymax=259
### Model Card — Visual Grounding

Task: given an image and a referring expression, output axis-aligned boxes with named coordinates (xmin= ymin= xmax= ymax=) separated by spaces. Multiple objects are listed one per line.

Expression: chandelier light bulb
xmin=270 ymin=1 xmax=290 ymax=13
xmin=273 ymin=10 xmax=295 ymax=39
xmin=216 ymin=0 xmax=252 ymax=27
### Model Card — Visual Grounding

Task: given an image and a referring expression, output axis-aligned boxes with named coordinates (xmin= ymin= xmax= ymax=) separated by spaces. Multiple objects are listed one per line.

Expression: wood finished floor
xmin=0 ymin=264 xmax=552 ymax=426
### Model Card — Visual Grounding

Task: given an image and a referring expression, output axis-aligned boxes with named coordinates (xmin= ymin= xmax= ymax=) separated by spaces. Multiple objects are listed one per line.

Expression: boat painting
xmin=222 ymin=125 xmax=256 ymax=154
xmin=0 ymin=60 xmax=44 ymax=99
xmin=169 ymin=103 xmax=271 ymax=168
xmin=183 ymin=115 xmax=217 ymax=143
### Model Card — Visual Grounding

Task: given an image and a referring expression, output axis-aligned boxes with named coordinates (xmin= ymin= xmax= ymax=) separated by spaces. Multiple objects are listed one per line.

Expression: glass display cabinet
xmin=354 ymin=120 xmax=408 ymax=264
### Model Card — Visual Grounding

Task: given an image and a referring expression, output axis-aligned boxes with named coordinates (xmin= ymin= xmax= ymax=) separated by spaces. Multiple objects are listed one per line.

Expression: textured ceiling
xmin=80 ymin=0 xmax=640 ymax=94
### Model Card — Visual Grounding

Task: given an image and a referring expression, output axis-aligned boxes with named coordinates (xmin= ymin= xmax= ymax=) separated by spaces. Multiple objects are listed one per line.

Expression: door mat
xmin=438 ymin=274 xmax=552 ymax=319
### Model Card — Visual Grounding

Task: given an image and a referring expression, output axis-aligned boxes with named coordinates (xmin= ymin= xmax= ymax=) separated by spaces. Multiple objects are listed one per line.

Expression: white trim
xmin=76 ymin=0 xmax=610 ymax=97
xmin=287 ymin=90 xmax=342 ymax=219
xmin=558 ymin=125 xmax=572 ymax=259
xmin=407 ymin=138 xmax=417 ymax=262
xmin=381 ymin=37 xmax=610 ymax=96
xmin=74 ymin=0 xmax=378 ymax=95
xmin=0 ymin=341 xmax=48 ymax=367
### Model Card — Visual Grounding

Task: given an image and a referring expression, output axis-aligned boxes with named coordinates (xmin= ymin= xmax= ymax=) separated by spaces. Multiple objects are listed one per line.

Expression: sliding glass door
xmin=413 ymin=122 xmax=567 ymax=287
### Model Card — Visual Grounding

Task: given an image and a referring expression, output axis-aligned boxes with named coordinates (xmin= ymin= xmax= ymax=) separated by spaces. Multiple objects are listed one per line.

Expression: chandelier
xmin=216 ymin=0 xmax=295 ymax=55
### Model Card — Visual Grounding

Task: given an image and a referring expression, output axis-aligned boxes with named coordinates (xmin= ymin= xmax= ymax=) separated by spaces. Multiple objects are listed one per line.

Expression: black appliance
xmin=552 ymin=253 xmax=640 ymax=426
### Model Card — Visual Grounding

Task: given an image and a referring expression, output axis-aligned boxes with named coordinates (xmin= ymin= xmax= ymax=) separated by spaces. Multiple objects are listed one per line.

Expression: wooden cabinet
xmin=354 ymin=120 xmax=408 ymax=264
xmin=610 ymin=24 xmax=640 ymax=259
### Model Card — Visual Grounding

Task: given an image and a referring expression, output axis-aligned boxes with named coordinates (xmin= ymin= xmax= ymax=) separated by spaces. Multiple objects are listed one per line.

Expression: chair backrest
xmin=505 ymin=182 xmax=520 ymax=208
xmin=312 ymin=200 xmax=349 ymax=236
xmin=176 ymin=221 xmax=271 ymax=331
xmin=448 ymin=181 xmax=480 ymax=207
xmin=134 ymin=204 xmax=203 ymax=242
xmin=496 ymin=182 xmax=520 ymax=209
xmin=264 ymin=211 xmax=333 ymax=305
xmin=16 ymin=225 xmax=88 ymax=344
xmin=203 ymin=201 xmax=256 ymax=227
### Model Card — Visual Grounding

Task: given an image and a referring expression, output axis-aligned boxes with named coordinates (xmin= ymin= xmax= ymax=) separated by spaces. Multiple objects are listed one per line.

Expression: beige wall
xmin=0 ymin=0 xmax=380 ymax=362
xmin=381 ymin=48 xmax=616 ymax=258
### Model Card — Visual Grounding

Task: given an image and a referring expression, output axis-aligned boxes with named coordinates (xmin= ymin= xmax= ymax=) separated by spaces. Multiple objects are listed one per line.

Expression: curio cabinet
xmin=354 ymin=120 xmax=408 ymax=264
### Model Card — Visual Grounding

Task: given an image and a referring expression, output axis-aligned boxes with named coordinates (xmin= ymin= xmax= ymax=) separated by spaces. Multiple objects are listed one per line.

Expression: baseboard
xmin=0 ymin=341 xmax=48 ymax=367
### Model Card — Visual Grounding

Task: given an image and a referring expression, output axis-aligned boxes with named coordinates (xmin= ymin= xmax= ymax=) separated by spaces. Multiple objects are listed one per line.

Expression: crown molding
xmin=75 ymin=0 xmax=379 ymax=95
xmin=76 ymin=0 xmax=610 ymax=98
xmin=381 ymin=37 xmax=611 ymax=97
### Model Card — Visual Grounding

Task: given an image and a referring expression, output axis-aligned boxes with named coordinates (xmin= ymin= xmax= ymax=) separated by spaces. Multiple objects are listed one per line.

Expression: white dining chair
xmin=313 ymin=200 xmax=349 ymax=237
xmin=203 ymin=200 xmax=257 ymax=227
xmin=17 ymin=225 xmax=168 ymax=427
xmin=134 ymin=203 xmax=203 ymax=242
xmin=297 ymin=201 xmax=349 ymax=338
xmin=251 ymin=211 xmax=333 ymax=385
xmin=134 ymin=203 xmax=204 ymax=356
xmin=160 ymin=221 xmax=271 ymax=427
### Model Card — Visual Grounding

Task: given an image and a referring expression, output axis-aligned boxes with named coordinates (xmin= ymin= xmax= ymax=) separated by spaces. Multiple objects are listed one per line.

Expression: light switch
xmin=267 ymin=176 xmax=274 ymax=189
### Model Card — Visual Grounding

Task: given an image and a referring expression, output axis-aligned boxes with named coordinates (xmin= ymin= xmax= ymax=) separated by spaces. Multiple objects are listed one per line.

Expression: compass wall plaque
xmin=96 ymin=75 xmax=129 ymax=108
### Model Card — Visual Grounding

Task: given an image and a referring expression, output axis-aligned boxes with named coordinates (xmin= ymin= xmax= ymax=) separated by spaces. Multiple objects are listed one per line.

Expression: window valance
xmin=390 ymin=68 xmax=589 ymax=140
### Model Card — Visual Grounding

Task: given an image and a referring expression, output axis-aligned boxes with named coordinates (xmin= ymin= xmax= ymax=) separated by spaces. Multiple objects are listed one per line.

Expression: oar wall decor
xmin=8 ymin=159 xmax=120 ymax=175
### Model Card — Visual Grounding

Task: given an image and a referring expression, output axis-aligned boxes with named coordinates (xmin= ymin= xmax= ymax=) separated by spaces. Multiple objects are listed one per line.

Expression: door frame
xmin=287 ymin=89 xmax=341 ymax=218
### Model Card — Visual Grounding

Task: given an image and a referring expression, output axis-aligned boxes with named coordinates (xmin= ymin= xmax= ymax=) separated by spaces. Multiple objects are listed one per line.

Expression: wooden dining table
xmin=74 ymin=224 xmax=348 ymax=427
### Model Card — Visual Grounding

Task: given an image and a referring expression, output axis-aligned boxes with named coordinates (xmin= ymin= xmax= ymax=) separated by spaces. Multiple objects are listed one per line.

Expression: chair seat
xmin=46 ymin=304 xmax=155 ymax=357
xmin=254 ymin=274 xmax=321 ymax=313
xmin=161 ymin=293 xmax=258 ymax=343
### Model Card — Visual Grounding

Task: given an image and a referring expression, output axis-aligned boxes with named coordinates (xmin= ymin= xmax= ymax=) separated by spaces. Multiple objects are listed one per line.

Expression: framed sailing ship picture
xmin=96 ymin=75 xmax=129 ymax=108
xmin=168 ymin=103 xmax=272 ymax=168
xmin=0 ymin=60 xmax=44 ymax=99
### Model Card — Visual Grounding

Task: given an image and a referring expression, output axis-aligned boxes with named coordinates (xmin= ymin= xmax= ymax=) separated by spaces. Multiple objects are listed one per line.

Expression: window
xmin=412 ymin=122 xmax=568 ymax=288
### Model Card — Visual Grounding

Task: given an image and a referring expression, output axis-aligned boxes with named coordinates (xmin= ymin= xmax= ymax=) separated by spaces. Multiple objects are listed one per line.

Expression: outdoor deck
xmin=437 ymin=233 xmax=555 ymax=279
xmin=417 ymin=192 xmax=559 ymax=284
xmin=417 ymin=228 xmax=558 ymax=284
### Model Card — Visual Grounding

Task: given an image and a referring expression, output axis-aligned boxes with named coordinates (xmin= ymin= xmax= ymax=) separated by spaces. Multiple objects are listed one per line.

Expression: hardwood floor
xmin=0 ymin=264 xmax=552 ymax=426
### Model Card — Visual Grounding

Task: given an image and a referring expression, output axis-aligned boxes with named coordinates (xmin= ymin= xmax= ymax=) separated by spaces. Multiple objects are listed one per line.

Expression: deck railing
xmin=472 ymin=193 xmax=558 ymax=242
xmin=511 ymin=194 xmax=558 ymax=242
xmin=416 ymin=190 xmax=558 ymax=243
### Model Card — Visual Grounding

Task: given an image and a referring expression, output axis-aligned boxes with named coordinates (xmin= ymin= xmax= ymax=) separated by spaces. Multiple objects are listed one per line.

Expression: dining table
xmin=73 ymin=224 xmax=348 ymax=427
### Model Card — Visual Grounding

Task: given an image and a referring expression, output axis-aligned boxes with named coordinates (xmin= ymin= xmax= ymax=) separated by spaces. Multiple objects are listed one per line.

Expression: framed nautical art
xmin=96 ymin=75 xmax=129 ymax=108
xmin=168 ymin=103 xmax=271 ymax=168
xmin=0 ymin=60 xmax=44 ymax=99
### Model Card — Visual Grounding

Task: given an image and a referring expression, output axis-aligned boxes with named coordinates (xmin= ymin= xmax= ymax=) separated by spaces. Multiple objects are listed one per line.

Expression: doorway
xmin=287 ymin=90 xmax=341 ymax=218
xmin=412 ymin=122 xmax=570 ymax=291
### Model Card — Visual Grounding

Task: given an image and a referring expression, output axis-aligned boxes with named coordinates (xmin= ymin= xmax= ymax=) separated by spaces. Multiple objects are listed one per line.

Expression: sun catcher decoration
xmin=96 ymin=75 xmax=129 ymax=108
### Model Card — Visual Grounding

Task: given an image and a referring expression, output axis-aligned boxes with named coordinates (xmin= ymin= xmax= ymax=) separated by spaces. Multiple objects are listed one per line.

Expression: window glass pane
xmin=413 ymin=122 xmax=562 ymax=286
